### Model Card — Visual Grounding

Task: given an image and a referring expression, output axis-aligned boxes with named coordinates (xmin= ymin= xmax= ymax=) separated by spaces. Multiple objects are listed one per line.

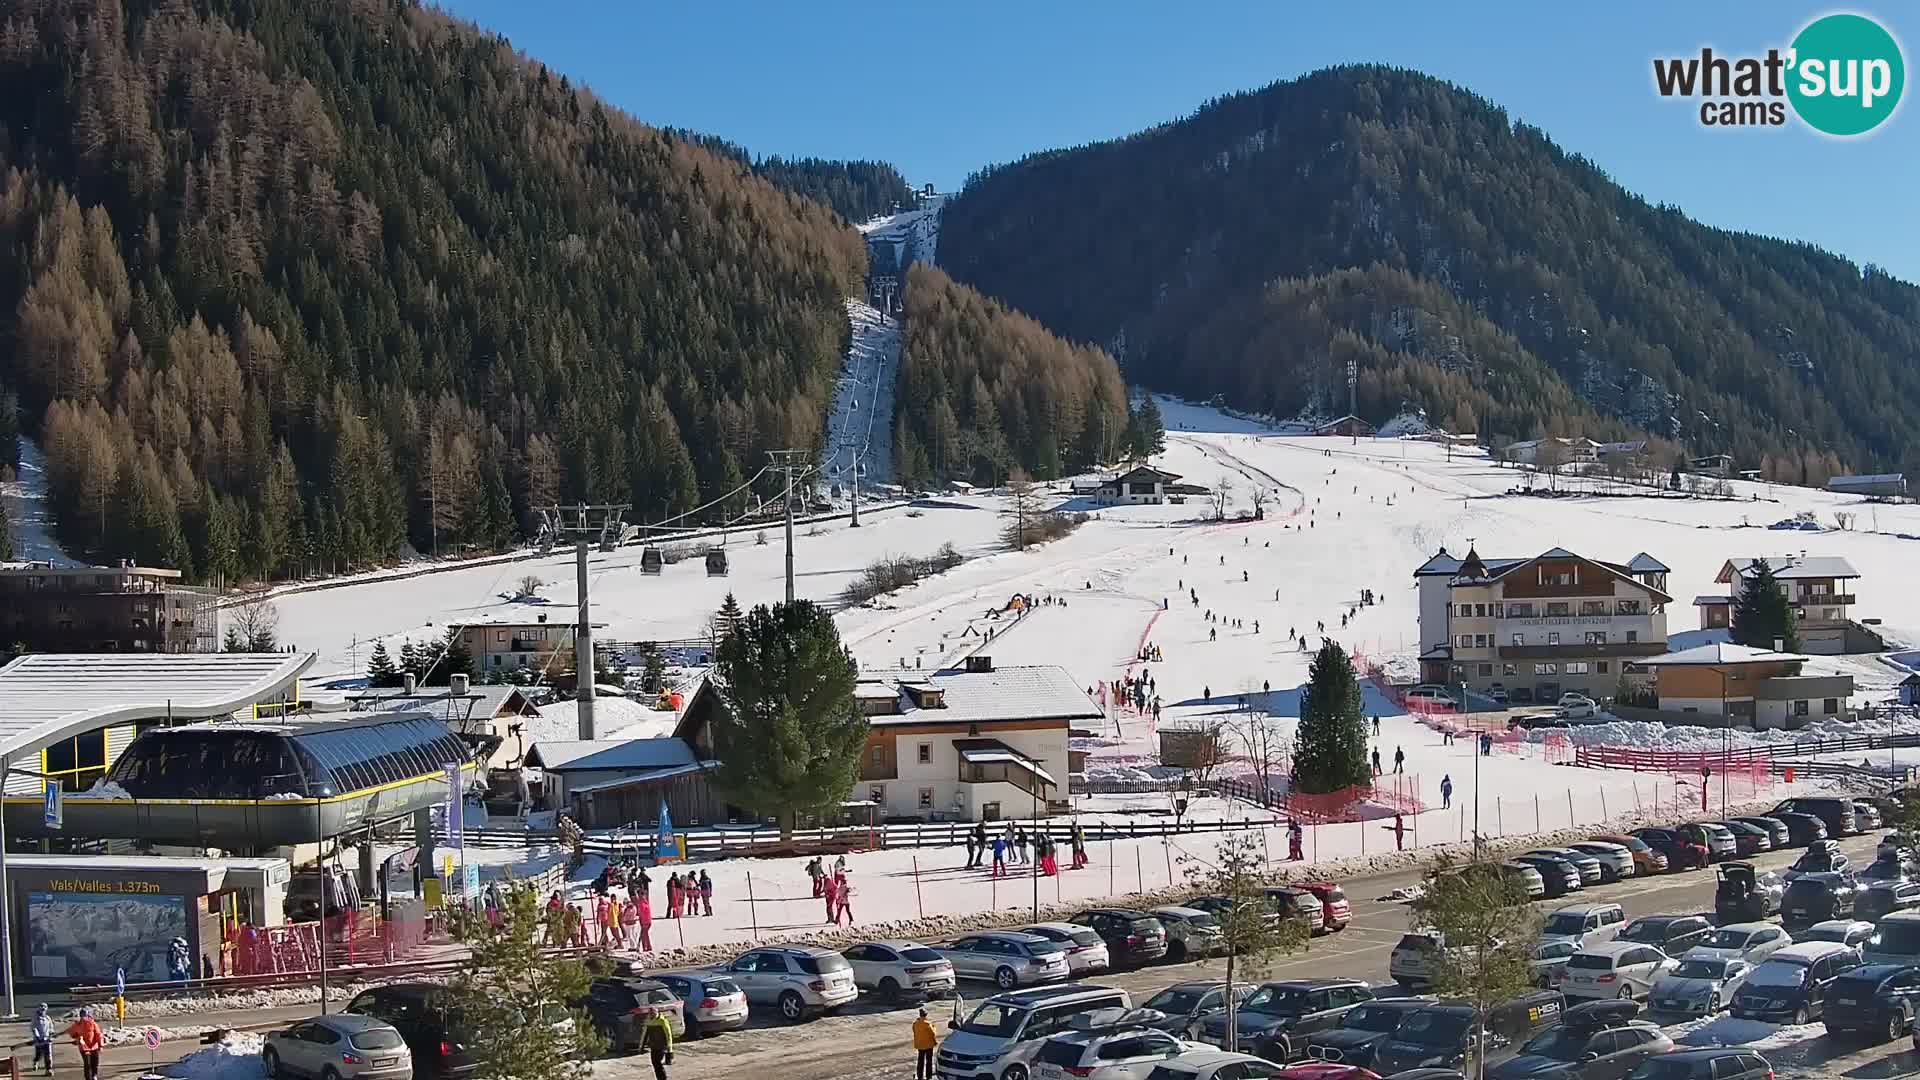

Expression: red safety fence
xmin=1216 ymin=775 xmax=1425 ymax=824
xmin=1543 ymin=734 xmax=1576 ymax=764
xmin=230 ymin=902 xmax=429 ymax=976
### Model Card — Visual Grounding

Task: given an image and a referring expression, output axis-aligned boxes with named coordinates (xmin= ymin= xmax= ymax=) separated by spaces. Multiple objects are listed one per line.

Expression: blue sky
xmin=440 ymin=2 xmax=1917 ymax=282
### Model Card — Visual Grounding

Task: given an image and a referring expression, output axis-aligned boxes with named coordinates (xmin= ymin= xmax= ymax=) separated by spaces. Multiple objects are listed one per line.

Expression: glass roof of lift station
xmin=106 ymin=714 xmax=471 ymax=800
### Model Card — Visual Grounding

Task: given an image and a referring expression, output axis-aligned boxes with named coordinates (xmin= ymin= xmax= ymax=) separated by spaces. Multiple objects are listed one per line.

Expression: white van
xmin=937 ymin=984 xmax=1131 ymax=1080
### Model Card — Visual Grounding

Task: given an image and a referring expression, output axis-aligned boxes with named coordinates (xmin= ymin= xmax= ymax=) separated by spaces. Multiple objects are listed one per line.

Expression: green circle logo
xmin=1787 ymin=13 xmax=1905 ymax=136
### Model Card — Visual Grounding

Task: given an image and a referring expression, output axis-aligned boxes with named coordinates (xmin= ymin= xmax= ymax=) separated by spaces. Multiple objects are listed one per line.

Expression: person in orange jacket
xmin=911 ymin=1008 xmax=938 ymax=1080
xmin=66 ymin=1006 xmax=104 ymax=1080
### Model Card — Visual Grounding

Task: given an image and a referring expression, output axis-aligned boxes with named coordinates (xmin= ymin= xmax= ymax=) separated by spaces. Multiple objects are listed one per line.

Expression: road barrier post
xmin=912 ymin=857 xmax=924 ymax=919
xmin=746 ymin=871 xmax=759 ymax=942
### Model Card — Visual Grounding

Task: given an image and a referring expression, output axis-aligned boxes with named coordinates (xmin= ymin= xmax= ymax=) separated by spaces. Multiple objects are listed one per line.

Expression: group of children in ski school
xmin=806 ymin=854 xmax=858 ymax=925
xmin=541 ymin=865 xmax=713 ymax=952
xmin=964 ymin=820 xmax=1090 ymax=877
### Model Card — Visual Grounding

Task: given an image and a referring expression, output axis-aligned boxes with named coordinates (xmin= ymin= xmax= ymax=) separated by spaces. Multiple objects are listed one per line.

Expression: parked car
xmin=936 ymin=985 xmax=1132 ymax=1080
xmin=1616 ymin=916 xmax=1713 ymax=957
xmin=1713 ymin=863 xmax=1784 ymax=923
xmin=724 ymin=945 xmax=859 ymax=1022
xmin=1863 ymin=910 xmax=1920 ymax=967
xmin=1628 ymin=829 xmax=1706 ymax=871
xmin=1565 ymin=842 xmax=1635 ymax=883
xmin=1771 ymin=797 xmax=1858 ymax=838
xmin=1406 ymin=686 xmax=1459 ymax=707
xmin=1195 ymin=979 xmax=1374 ymax=1061
xmin=1392 ymin=932 xmax=1445 ymax=989
xmin=1881 ymin=832 xmax=1917 ymax=860
xmin=264 ymin=1014 xmax=412 ymax=1080
xmin=1033 ymin=1023 xmax=1199 ymax=1080
xmin=1141 ymin=982 xmax=1254 ymax=1039
xmin=1820 ymin=963 xmax=1920 ymax=1042
xmin=1296 ymin=998 xmax=1434 ymax=1065
xmin=1511 ymin=854 xmax=1583 ymax=897
xmin=1297 ymin=882 xmax=1353 ymax=932
xmin=1770 ymin=811 xmax=1829 ymax=847
xmin=941 ymin=931 xmax=1073 ymax=990
xmin=1688 ymin=924 xmax=1791 ymax=967
xmin=1588 ymin=833 xmax=1669 ymax=877
xmin=1489 ymin=1000 xmax=1671 ymax=1080
xmin=1022 ymin=923 xmax=1115 ymax=976
xmin=1781 ymin=873 xmax=1859 ymax=931
xmin=1730 ymin=816 xmax=1792 ymax=850
xmin=1715 ymin=820 xmax=1772 ymax=856
xmin=1856 ymin=881 xmax=1920 ymax=924
xmin=1533 ymin=941 xmax=1579 ymax=988
xmin=1261 ymin=890 xmax=1328 ymax=935
xmin=1649 ymin=955 xmax=1752 ymax=1017
xmin=1525 ymin=848 xmax=1603 ymax=886
xmin=1858 ymin=851 xmax=1918 ymax=884
xmin=341 ymin=984 xmax=485 ymax=1080
xmin=1071 ymin=909 xmax=1172 ymax=968
xmin=1675 ymin=823 xmax=1737 ymax=863
xmin=1371 ymin=993 xmax=1565 ymax=1076
xmin=1149 ymin=907 xmax=1223 ymax=963
xmin=1490 ymin=686 xmax=1510 ymax=705
xmin=1624 ymin=1049 xmax=1772 ymax=1080
xmin=1540 ymin=904 xmax=1626 ymax=949
xmin=1556 ymin=694 xmax=1599 ymax=719
xmin=1783 ymin=839 xmax=1850 ymax=879
xmin=1853 ymin=800 xmax=1884 ymax=831
xmin=1801 ymin=919 xmax=1876 ymax=951
xmin=1143 ymin=1049 xmax=1290 ymax=1080
xmin=1504 ymin=862 xmax=1549 ymax=900
xmin=1730 ymin=941 xmax=1862 ymax=1024
xmin=573 ymin=976 xmax=684 ymax=1053
xmin=1557 ymin=943 xmax=1677 ymax=1002
xmin=842 ymin=939 xmax=958 ymax=1000
xmin=650 ymin=972 xmax=748 ymax=1038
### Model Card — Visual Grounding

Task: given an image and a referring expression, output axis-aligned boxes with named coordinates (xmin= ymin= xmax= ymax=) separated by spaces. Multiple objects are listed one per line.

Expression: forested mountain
xmin=894 ymin=263 xmax=1127 ymax=488
xmin=669 ymin=132 xmax=916 ymax=224
xmin=0 ymin=0 xmax=866 ymax=581
xmin=941 ymin=65 xmax=1920 ymax=482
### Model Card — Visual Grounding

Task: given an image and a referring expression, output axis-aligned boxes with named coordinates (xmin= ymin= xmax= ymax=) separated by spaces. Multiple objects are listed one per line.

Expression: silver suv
xmin=721 ymin=946 xmax=858 ymax=1022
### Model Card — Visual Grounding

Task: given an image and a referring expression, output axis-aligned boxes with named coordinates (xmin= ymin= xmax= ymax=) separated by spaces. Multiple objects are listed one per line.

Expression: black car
xmin=1786 ymin=840 xmax=1849 ymax=877
xmin=344 ymin=983 xmax=479 ymax=1079
xmin=1372 ymin=993 xmax=1565 ymax=1075
xmin=1860 ymin=853 xmax=1919 ymax=884
xmin=1629 ymin=829 xmax=1705 ymax=871
xmin=1732 ymin=816 xmax=1792 ymax=849
xmin=1716 ymin=820 xmax=1771 ymax=856
xmin=1626 ymin=1049 xmax=1772 ymax=1080
xmin=1297 ymin=997 xmax=1433 ymax=1065
xmin=1731 ymin=944 xmax=1861 ymax=1024
xmin=1489 ymin=1000 xmax=1672 ymax=1080
xmin=1195 ymin=978 xmax=1373 ymax=1060
xmin=1617 ymin=915 xmax=1713 ymax=956
xmin=1068 ymin=908 xmax=1169 ymax=967
xmin=1821 ymin=963 xmax=1920 ymax=1043
xmin=1512 ymin=854 xmax=1583 ymax=897
xmin=1771 ymin=811 xmax=1829 ymax=846
xmin=1781 ymin=873 xmax=1858 ymax=930
xmin=572 ymin=977 xmax=682 ymax=1053
xmin=1772 ymin=797 xmax=1858 ymax=837
xmin=1856 ymin=882 xmax=1920 ymax=924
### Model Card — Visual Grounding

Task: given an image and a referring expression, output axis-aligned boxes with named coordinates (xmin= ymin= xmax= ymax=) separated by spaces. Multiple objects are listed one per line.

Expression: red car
xmin=1298 ymin=881 xmax=1352 ymax=932
xmin=1274 ymin=1066 xmax=1381 ymax=1080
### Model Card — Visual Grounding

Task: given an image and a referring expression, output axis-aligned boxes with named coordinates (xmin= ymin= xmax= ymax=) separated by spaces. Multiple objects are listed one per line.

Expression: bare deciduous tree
xmin=513 ymin=574 xmax=544 ymax=599
xmin=1211 ymin=475 xmax=1235 ymax=520
xmin=223 ymin=597 xmax=280 ymax=652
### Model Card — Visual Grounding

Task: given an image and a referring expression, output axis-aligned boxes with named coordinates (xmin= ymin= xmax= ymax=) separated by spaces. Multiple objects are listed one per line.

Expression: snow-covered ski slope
xmin=0 ymin=436 xmax=78 ymax=566
xmin=857 ymin=193 xmax=944 ymax=266
xmin=276 ymin=395 xmax=1920 ymax=710
xmin=819 ymin=298 xmax=900 ymax=486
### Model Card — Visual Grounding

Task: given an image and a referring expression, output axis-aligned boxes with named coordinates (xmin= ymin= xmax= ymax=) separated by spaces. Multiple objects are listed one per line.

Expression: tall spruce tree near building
xmin=366 ymin=641 xmax=401 ymax=688
xmin=1294 ymin=640 xmax=1369 ymax=793
xmin=709 ymin=600 xmax=867 ymax=841
xmin=425 ymin=627 xmax=474 ymax=685
xmin=1128 ymin=397 xmax=1166 ymax=458
xmin=1731 ymin=559 xmax=1800 ymax=651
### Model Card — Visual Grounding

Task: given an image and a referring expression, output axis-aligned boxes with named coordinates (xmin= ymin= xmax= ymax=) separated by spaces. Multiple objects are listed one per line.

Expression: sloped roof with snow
xmin=873 ymin=664 xmax=1102 ymax=727
xmin=347 ymin=685 xmax=536 ymax=720
xmin=1625 ymin=553 xmax=1671 ymax=574
xmin=1720 ymin=556 xmax=1860 ymax=582
xmin=525 ymin=737 xmax=697 ymax=772
xmin=0 ymin=652 xmax=315 ymax=769
xmin=1639 ymin=643 xmax=1810 ymax=666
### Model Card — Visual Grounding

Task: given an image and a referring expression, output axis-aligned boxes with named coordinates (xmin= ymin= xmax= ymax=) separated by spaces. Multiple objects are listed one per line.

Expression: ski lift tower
xmin=1346 ymin=356 xmax=1358 ymax=446
xmin=538 ymin=502 xmax=630 ymax=739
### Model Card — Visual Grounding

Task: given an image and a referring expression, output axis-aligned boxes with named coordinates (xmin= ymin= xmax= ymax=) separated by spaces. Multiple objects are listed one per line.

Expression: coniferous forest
xmin=940 ymin=65 xmax=1920 ymax=482
xmin=0 ymin=0 xmax=867 ymax=580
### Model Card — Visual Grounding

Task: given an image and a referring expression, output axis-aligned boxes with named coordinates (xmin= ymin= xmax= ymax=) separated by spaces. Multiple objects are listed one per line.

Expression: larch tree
xmin=708 ymin=600 xmax=867 ymax=841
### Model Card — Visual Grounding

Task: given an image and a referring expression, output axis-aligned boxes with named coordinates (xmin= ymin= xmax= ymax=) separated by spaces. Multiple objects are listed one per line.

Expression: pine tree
xmin=713 ymin=592 xmax=744 ymax=644
xmin=367 ymin=640 xmax=401 ymax=688
xmin=1730 ymin=559 xmax=1800 ymax=651
xmin=0 ymin=498 xmax=12 ymax=561
xmin=709 ymin=600 xmax=867 ymax=841
xmin=1294 ymin=640 xmax=1369 ymax=794
xmin=399 ymin=640 xmax=423 ymax=681
xmin=427 ymin=627 xmax=475 ymax=686
xmin=636 ymin=641 xmax=667 ymax=694
xmin=1130 ymin=397 xmax=1166 ymax=458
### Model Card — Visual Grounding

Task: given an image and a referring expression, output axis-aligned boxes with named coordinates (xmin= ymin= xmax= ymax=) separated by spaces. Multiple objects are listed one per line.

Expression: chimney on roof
xmin=965 ymin=655 xmax=993 ymax=673
xmin=538 ymin=613 xmax=548 ymax=623
xmin=403 ymin=671 xmax=417 ymax=695
xmin=450 ymin=672 xmax=469 ymax=696
xmin=1774 ymin=638 xmax=1784 ymax=653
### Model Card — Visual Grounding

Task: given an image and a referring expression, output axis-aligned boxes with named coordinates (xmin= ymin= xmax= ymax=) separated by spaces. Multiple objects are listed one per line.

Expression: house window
xmin=1547 ymin=632 xmax=1561 ymax=646
xmin=870 ymin=746 xmax=885 ymax=766
xmin=918 ymin=787 xmax=934 ymax=809
xmin=917 ymin=743 xmax=931 ymax=764
xmin=1616 ymin=600 xmax=1642 ymax=615
xmin=1625 ymin=631 xmax=1638 ymax=643
xmin=1565 ymin=662 xmax=1589 ymax=675
xmin=1534 ymin=663 xmax=1558 ymax=675
xmin=1474 ymin=634 xmax=1489 ymax=648
xmin=1580 ymin=601 xmax=1607 ymax=616
xmin=1478 ymin=664 xmax=1493 ymax=677
xmin=1584 ymin=631 xmax=1607 ymax=646
xmin=1822 ymin=608 xmax=1838 ymax=621
xmin=1508 ymin=603 xmax=1535 ymax=618
xmin=496 ymin=630 xmax=507 ymax=643
xmin=1511 ymin=633 xmax=1524 ymax=647
xmin=1457 ymin=634 xmax=1473 ymax=648
xmin=869 ymin=785 xmax=885 ymax=805
xmin=1475 ymin=604 xmax=1488 ymax=617
xmin=1493 ymin=603 xmax=1505 ymax=618
xmin=1823 ymin=698 xmax=1839 ymax=715
xmin=1793 ymin=700 xmax=1810 ymax=717
xmin=1546 ymin=602 xmax=1570 ymax=616
xmin=1597 ymin=662 xmax=1610 ymax=674
xmin=1458 ymin=604 xmax=1472 ymax=617
xmin=1503 ymin=664 xmax=1517 ymax=676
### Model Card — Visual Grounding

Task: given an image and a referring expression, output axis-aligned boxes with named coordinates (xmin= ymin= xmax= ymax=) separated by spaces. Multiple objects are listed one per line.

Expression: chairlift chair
xmin=705 ymin=548 xmax=729 ymax=576
xmin=641 ymin=545 xmax=664 ymax=575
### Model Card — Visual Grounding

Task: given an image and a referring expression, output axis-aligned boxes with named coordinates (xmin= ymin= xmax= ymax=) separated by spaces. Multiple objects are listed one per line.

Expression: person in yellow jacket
xmin=639 ymin=1008 xmax=674 ymax=1080
xmin=912 ymin=1008 xmax=938 ymax=1080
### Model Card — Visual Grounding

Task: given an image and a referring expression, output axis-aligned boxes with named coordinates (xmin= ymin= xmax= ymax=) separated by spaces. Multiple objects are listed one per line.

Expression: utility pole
xmin=767 ymin=451 xmax=809 ymax=604
xmin=1347 ymin=356 xmax=1358 ymax=446
xmin=538 ymin=502 xmax=629 ymax=739
xmin=850 ymin=453 xmax=862 ymax=528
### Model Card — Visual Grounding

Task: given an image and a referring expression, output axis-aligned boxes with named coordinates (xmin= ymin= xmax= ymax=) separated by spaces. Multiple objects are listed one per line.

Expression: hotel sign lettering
xmin=1512 ymin=617 xmax=1611 ymax=627
xmin=49 ymin=879 xmax=163 ymax=895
